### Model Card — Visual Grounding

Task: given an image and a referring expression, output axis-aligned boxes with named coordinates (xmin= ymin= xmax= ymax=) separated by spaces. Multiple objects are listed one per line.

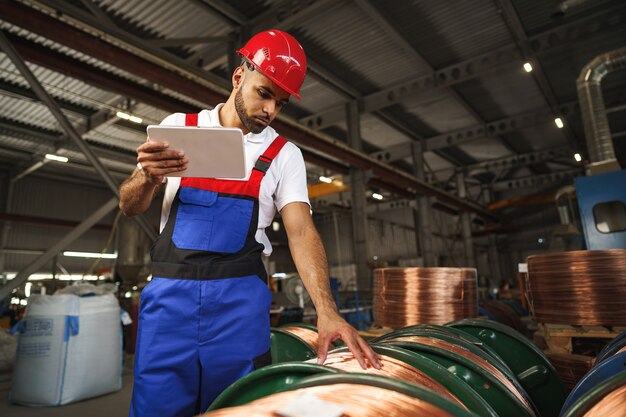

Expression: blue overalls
xmin=130 ymin=113 xmax=287 ymax=417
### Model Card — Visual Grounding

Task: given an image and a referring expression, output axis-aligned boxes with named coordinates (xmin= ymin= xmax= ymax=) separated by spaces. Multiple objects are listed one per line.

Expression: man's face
xmin=234 ymin=64 xmax=290 ymax=134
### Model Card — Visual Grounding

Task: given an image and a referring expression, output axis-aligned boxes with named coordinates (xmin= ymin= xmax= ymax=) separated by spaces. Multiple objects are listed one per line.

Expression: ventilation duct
xmin=576 ymin=46 xmax=626 ymax=167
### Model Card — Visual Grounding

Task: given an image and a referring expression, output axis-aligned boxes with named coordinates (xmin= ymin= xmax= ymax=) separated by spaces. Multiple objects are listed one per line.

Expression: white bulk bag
xmin=11 ymin=293 xmax=122 ymax=406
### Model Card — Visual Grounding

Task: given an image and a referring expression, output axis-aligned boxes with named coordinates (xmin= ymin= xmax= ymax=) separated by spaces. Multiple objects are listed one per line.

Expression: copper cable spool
xmin=373 ymin=268 xmax=477 ymax=328
xmin=318 ymin=351 xmax=466 ymax=409
xmin=199 ymin=384 xmax=460 ymax=417
xmin=546 ymin=353 xmax=595 ymax=391
xmin=582 ymin=384 xmax=626 ymax=417
xmin=279 ymin=326 xmax=319 ymax=352
xmin=387 ymin=335 xmax=534 ymax=412
xmin=526 ymin=249 xmax=626 ymax=326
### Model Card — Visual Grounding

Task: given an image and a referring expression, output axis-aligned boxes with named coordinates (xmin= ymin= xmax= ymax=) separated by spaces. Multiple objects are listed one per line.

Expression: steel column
xmin=347 ymin=101 xmax=370 ymax=291
xmin=412 ymin=141 xmax=436 ymax=266
xmin=456 ymin=171 xmax=475 ymax=268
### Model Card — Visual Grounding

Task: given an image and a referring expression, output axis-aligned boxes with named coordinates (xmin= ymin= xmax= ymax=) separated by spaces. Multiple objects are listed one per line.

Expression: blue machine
xmin=574 ymin=169 xmax=626 ymax=249
xmin=329 ymin=277 xmax=372 ymax=330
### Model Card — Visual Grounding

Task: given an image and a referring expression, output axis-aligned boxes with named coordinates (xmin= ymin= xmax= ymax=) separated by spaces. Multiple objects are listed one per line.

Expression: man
xmin=119 ymin=29 xmax=379 ymax=417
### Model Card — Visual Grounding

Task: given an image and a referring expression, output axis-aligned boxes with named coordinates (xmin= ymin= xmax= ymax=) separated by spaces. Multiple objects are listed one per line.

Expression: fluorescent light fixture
xmin=116 ymin=111 xmax=143 ymax=124
xmin=319 ymin=175 xmax=333 ymax=183
xmin=523 ymin=62 xmax=533 ymax=72
xmin=272 ymin=273 xmax=289 ymax=279
xmin=372 ymin=193 xmax=383 ymax=200
xmin=574 ymin=153 xmax=582 ymax=162
xmin=45 ymin=153 xmax=68 ymax=163
xmin=63 ymin=251 xmax=117 ymax=259
xmin=554 ymin=118 xmax=564 ymax=128
xmin=272 ymin=221 xmax=280 ymax=232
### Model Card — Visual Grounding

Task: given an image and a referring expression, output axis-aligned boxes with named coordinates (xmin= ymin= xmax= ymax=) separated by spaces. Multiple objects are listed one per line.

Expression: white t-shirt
xmin=158 ymin=105 xmax=310 ymax=256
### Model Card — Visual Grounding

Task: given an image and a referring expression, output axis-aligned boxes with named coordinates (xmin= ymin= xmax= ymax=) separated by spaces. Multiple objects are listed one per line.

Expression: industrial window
xmin=593 ymin=201 xmax=626 ymax=233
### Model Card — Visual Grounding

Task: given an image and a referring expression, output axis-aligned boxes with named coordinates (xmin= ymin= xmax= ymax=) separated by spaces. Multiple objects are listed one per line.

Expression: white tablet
xmin=146 ymin=125 xmax=246 ymax=178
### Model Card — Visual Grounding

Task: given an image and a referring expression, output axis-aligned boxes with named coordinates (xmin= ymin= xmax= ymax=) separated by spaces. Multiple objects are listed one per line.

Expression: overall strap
xmin=185 ymin=113 xmax=199 ymax=126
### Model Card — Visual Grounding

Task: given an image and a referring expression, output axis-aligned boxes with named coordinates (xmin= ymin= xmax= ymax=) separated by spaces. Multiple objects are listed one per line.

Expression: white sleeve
xmin=159 ymin=112 xmax=185 ymax=126
xmin=274 ymin=143 xmax=310 ymax=211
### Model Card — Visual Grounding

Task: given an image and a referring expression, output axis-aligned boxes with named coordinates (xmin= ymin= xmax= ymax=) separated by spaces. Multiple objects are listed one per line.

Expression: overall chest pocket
xmin=172 ymin=187 xmax=254 ymax=253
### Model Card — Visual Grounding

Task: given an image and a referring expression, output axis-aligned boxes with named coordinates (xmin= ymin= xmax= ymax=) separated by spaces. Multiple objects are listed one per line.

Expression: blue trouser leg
xmin=198 ymin=276 xmax=271 ymax=411
xmin=130 ymin=278 xmax=201 ymax=417
xmin=130 ymin=276 xmax=271 ymax=416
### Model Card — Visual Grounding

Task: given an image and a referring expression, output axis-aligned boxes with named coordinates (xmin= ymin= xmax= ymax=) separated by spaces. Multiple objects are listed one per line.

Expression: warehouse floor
xmin=0 ymin=355 xmax=134 ymax=417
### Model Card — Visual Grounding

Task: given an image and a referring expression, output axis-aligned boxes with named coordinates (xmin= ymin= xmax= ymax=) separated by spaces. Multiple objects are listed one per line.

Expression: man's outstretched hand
xmin=316 ymin=311 xmax=381 ymax=370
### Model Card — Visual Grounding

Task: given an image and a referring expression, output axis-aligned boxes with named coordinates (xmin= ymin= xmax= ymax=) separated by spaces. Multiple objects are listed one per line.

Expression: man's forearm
xmin=119 ymin=168 xmax=163 ymax=216
xmin=288 ymin=225 xmax=339 ymax=317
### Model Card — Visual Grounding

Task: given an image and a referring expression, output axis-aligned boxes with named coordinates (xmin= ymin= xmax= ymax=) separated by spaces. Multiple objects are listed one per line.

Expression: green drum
xmin=281 ymin=373 xmax=480 ymax=417
xmin=449 ymin=318 xmax=567 ymax=417
xmin=384 ymin=340 xmax=536 ymax=417
xmin=207 ymin=362 xmax=340 ymax=410
xmin=270 ymin=327 xmax=316 ymax=363
xmin=329 ymin=344 xmax=498 ymax=417
xmin=374 ymin=324 xmax=515 ymax=378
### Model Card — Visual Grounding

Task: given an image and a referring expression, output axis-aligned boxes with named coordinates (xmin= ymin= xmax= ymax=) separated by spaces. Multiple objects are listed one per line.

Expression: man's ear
xmin=232 ymin=66 xmax=245 ymax=89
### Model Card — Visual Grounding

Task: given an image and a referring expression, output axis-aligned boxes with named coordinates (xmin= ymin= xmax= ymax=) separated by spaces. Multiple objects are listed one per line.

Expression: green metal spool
xmin=329 ymin=344 xmax=498 ymax=417
xmin=385 ymin=340 xmax=536 ymax=417
xmin=281 ymin=373 xmax=480 ymax=417
xmin=561 ymin=370 xmax=626 ymax=417
xmin=373 ymin=325 xmax=515 ymax=378
xmin=391 ymin=324 xmax=514 ymax=373
xmin=270 ymin=327 xmax=316 ymax=364
xmin=449 ymin=318 xmax=567 ymax=417
xmin=207 ymin=363 xmax=340 ymax=411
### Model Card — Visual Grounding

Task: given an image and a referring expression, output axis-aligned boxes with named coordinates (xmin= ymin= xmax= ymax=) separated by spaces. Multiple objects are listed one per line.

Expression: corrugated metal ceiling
xmin=0 ymin=0 xmax=624 ymax=203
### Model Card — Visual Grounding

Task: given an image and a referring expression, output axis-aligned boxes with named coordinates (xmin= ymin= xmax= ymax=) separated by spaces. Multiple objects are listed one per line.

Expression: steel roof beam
xmin=495 ymin=0 xmax=580 ymax=148
xmin=371 ymin=102 xmax=579 ymax=163
xmin=299 ymin=4 xmax=626 ymax=129
xmin=27 ymin=0 xmax=230 ymax=91
xmin=1 ymin=2 xmax=496 ymax=220
xmin=491 ymin=168 xmax=582 ymax=192
xmin=186 ymin=0 xmax=345 ymax=70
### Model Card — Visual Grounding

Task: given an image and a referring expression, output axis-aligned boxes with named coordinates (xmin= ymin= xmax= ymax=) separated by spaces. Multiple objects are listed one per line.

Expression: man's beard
xmin=235 ymin=87 xmax=268 ymax=134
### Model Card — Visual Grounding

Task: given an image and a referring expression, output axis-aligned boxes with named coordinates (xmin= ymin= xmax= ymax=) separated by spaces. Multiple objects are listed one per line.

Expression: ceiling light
xmin=116 ymin=111 xmax=143 ymax=124
xmin=554 ymin=118 xmax=564 ymax=128
xmin=319 ymin=175 xmax=333 ymax=183
xmin=45 ymin=153 xmax=68 ymax=163
xmin=574 ymin=153 xmax=582 ymax=162
xmin=523 ymin=62 xmax=533 ymax=72
xmin=63 ymin=251 xmax=117 ymax=259
xmin=372 ymin=193 xmax=383 ymax=200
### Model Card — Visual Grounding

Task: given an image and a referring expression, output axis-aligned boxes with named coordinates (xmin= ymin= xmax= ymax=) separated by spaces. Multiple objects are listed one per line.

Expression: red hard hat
xmin=237 ymin=29 xmax=307 ymax=100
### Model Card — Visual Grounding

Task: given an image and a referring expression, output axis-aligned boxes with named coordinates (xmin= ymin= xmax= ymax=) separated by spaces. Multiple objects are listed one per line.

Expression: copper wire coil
xmin=279 ymin=326 xmax=319 ymax=352
xmin=199 ymin=383 xmax=460 ymax=417
xmin=583 ymin=384 xmax=626 ymax=417
xmin=526 ymin=249 xmax=626 ymax=326
xmin=319 ymin=351 xmax=466 ymax=410
xmin=546 ymin=353 xmax=595 ymax=391
xmin=386 ymin=335 xmax=535 ymax=413
xmin=373 ymin=268 xmax=477 ymax=328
